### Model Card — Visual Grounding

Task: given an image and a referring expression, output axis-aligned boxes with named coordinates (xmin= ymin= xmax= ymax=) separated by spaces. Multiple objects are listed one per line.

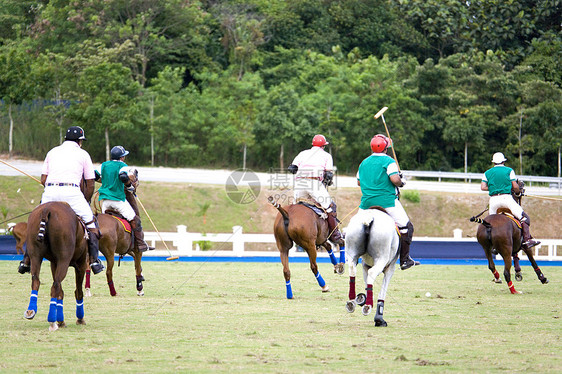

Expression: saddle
xmin=99 ymin=210 xmax=134 ymax=251
xmin=297 ymin=201 xmax=327 ymax=219
xmin=497 ymin=211 xmax=522 ymax=229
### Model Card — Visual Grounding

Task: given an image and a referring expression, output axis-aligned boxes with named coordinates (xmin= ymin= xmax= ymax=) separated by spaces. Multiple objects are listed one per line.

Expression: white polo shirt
xmin=42 ymin=141 xmax=95 ymax=185
xmin=292 ymin=146 xmax=333 ymax=180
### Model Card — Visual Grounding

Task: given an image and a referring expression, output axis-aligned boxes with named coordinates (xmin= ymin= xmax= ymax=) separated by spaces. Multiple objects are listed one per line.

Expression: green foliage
xmin=0 ymin=0 xmax=560 ymax=177
xmin=401 ymin=190 xmax=420 ymax=203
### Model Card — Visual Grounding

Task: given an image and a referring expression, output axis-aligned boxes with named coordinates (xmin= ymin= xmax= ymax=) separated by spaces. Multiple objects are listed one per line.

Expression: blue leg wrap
xmin=316 ymin=272 xmax=326 ymax=288
xmin=27 ymin=290 xmax=38 ymax=312
xmin=56 ymin=299 xmax=64 ymax=323
xmin=339 ymin=246 xmax=346 ymax=263
xmin=285 ymin=281 xmax=293 ymax=299
xmin=47 ymin=298 xmax=57 ymax=323
xmin=76 ymin=299 xmax=84 ymax=320
xmin=327 ymin=248 xmax=338 ymax=265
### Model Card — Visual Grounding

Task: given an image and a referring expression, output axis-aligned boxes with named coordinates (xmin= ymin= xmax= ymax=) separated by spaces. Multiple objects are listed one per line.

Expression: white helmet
xmin=492 ymin=152 xmax=507 ymax=164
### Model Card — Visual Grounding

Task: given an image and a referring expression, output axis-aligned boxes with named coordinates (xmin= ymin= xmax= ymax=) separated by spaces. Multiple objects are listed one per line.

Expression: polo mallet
xmin=135 ymin=195 xmax=179 ymax=261
xmin=373 ymin=107 xmax=400 ymax=171
xmin=0 ymin=159 xmax=42 ymax=184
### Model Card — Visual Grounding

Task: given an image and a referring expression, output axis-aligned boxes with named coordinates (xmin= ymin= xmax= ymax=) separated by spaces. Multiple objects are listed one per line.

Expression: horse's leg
xmin=345 ymin=259 xmax=359 ymax=313
xmin=305 ymin=242 xmax=328 ymax=292
xmin=483 ymin=245 xmax=501 ymax=283
xmin=25 ymin=258 xmax=42 ymax=319
xmin=521 ymin=248 xmax=549 ymax=284
xmin=49 ymin=260 xmax=71 ymax=331
xmin=499 ymin=252 xmax=520 ymax=294
xmin=133 ymin=252 xmax=145 ymax=296
xmin=74 ymin=261 xmax=86 ymax=325
xmin=362 ymin=260 xmax=387 ymax=317
xmin=105 ymin=249 xmax=117 ymax=297
xmin=84 ymin=264 xmax=92 ymax=297
xmin=513 ymin=254 xmax=523 ymax=281
xmin=374 ymin=264 xmax=397 ymax=327
xmin=279 ymin=249 xmax=293 ymax=299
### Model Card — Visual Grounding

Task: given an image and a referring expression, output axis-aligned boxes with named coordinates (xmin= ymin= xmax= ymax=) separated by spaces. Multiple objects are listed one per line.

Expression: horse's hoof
xmin=493 ymin=278 xmax=502 ymax=284
xmin=346 ymin=300 xmax=356 ymax=313
xmin=137 ymin=290 xmax=145 ymax=296
xmin=541 ymin=278 xmax=549 ymax=284
xmin=334 ymin=263 xmax=345 ymax=275
xmin=362 ymin=304 xmax=372 ymax=316
xmin=356 ymin=293 xmax=366 ymax=306
xmin=76 ymin=319 xmax=86 ymax=325
xmin=321 ymin=285 xmax=330 ymax=293
xmin=57 ymin=321 xmax=66 ymax=328
xmin=49 ymin=322 xmax=59 ymax=332
xmin=85 ymin=288 xmax=92 ymax=297
xmin=24 ymin=310 xmax=36 ymax=320
xmin=375 ymin=318 xmax=387 ymax=327
xmin=515 ymin=273 xmax=523 ymax=281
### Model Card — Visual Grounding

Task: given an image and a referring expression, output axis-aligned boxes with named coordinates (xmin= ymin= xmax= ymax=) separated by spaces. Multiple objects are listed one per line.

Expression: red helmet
xmin=312 ymin=134 xmax=329 ymax=147
xmin=370 ymin=134 xmax=392 ymax=153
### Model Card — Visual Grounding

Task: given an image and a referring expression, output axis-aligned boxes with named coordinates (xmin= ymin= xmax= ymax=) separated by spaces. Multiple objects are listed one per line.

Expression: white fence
xmin=142 ymin=225 xmax=562 ymax=261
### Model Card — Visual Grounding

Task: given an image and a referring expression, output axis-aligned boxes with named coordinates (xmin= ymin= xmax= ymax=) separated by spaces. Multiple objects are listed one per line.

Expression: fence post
xmin=175 ymin=225 xmax=192 ymax=257
xmin=232 ymin=226 xmax=244 ymax=257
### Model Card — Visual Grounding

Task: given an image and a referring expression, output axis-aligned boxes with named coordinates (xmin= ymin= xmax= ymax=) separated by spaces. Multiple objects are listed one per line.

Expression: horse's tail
xmin=470 ymin=216 xmax=493 ymax=242
xmin=37 ymin=208 xmax=50 ymax=242
xmin=268 ymin=196 xmax=290 ymax=227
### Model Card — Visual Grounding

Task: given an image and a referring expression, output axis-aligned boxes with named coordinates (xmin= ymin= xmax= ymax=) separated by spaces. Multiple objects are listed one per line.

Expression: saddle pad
xmin=111 ymin=215 xmax=132 ymax=233
xmin=499 ymin=212 xmax=522 ymax=229
xmin=297 ymin=202 xmax=327 ymax=219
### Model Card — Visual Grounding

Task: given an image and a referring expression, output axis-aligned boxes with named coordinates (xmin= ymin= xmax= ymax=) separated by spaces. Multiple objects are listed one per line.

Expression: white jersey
xmin=292 ymin=146 xmax=333 ymax=181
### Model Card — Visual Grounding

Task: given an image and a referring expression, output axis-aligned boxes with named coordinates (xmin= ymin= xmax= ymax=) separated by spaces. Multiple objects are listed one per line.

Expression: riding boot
xmin=520 ymin=221 xmax=540 ymax=250
xmin=18 ymin=251 xmax=30 ymax=274
xmin=87 ymin=228 xmax=105 ymax=275
xmin=130 ymin=216 xmax=154 ymax=252
xmin=399 ymin=222 xmax=419 ymax=270
xmin=327 ymin=212 xmax=344 ymax=246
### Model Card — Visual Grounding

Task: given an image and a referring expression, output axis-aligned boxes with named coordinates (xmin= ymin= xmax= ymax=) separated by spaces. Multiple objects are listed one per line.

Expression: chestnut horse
xmin=471 ymin=181 xmax=548 ymax=294
xmin=94 ymin=212 xmax=145 ymax=296
xmin=7 ymin=222 xmax=27 ymax=254
xmin=24 ymin=202 xmax=88 ymax=331
xmin=269 ymin=196 xmax=344 ymax=299
xmin=344 ymin=208 xmax=399 ymax=326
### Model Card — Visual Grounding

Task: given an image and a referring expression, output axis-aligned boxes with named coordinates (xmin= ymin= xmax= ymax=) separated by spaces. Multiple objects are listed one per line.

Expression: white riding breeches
xmin=489 ymin=194 xmax=523 ymax=219
xmin=100 ymin=199 xmax=136 ymax=221
xmin=41 ymin=186 xmax=96 ymax=229
xmin=293 ymin=178 xmax=333 ymax=210
xmin=360 ymin=199 xmax=410 ymax=233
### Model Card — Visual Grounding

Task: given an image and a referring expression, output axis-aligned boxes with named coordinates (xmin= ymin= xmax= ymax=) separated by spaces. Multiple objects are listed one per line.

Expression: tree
xmin=0 ymin=42 xmax=35 ymax=157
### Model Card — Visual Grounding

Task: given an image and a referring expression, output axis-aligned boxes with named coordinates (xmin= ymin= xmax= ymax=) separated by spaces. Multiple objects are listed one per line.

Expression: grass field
xmin=0 ymin=260 xmax=560 ymax=373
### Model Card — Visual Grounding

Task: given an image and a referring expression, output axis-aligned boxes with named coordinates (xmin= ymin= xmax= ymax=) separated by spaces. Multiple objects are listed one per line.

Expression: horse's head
xmin=125 ymin=167 xmax=139 ymax=192
xmin=511 ymin=179 xmax=525 ymax=205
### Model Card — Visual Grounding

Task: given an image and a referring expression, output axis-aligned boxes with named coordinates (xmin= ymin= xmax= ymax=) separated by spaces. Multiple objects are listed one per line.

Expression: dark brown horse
xmin=24 ymin=202 xmax=88 ymax=331
xmin=269 ymin=196 xmax=344 ymax=299
xmin=471 ymin=181 xmax=548 ymax=294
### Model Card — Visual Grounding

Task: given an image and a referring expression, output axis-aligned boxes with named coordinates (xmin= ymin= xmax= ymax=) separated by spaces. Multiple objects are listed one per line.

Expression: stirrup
xmin=400 ymin=257 xmax=420 ymax=270
xmin=522 ymin=240 xmax=540 ymax=250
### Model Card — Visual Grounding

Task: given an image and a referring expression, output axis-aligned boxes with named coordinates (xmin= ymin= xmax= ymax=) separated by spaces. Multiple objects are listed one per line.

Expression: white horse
xmin=344 ymin=208 xmax=400 ymax=326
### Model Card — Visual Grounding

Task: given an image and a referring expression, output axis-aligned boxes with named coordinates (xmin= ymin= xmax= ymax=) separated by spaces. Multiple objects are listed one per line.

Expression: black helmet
xmin=110 ymin=145 xmax=129 ymax=160
xmin=65 ymin=126 xmax=86 ymax=141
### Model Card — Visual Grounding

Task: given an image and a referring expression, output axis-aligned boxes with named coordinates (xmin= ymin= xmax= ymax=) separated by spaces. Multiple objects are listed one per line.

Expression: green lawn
xmin=0 ymin=260 xmax=560 ymax=373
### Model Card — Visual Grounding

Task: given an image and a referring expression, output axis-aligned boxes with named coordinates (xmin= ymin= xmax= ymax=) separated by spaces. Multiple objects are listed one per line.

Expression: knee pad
xmin=521 ymin=211 xmax=531 ymax=226
xmin=399 ymin=221 xmax=414 ymax=244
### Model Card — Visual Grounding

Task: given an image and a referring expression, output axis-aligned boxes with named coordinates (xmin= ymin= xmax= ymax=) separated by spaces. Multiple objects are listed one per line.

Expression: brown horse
xmin=94 ymin=212 xmax=145 ymax=296
xmin=8 ymin=222 xmax=27 ymax=254
xmin=24 ymin=202 xmax=88 ymax=331
xmin=269 ymin=196 xmax=344 ymax=299
xmin=471 ymin=182 xmax=548 ymax=294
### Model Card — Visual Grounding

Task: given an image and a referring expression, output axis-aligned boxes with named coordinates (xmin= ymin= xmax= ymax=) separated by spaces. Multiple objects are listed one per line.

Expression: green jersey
xmin=98 ymin=160 xmax=128 ymax=201
xmin=357 ymin=153 xmax=399 ymax=209
xmin=482 ymin=165 xmax=515 ymax=196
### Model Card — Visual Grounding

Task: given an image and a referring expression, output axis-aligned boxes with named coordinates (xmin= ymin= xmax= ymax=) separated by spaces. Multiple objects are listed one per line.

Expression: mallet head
xmin=374 ymin=106 xmax=388 ymax=119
